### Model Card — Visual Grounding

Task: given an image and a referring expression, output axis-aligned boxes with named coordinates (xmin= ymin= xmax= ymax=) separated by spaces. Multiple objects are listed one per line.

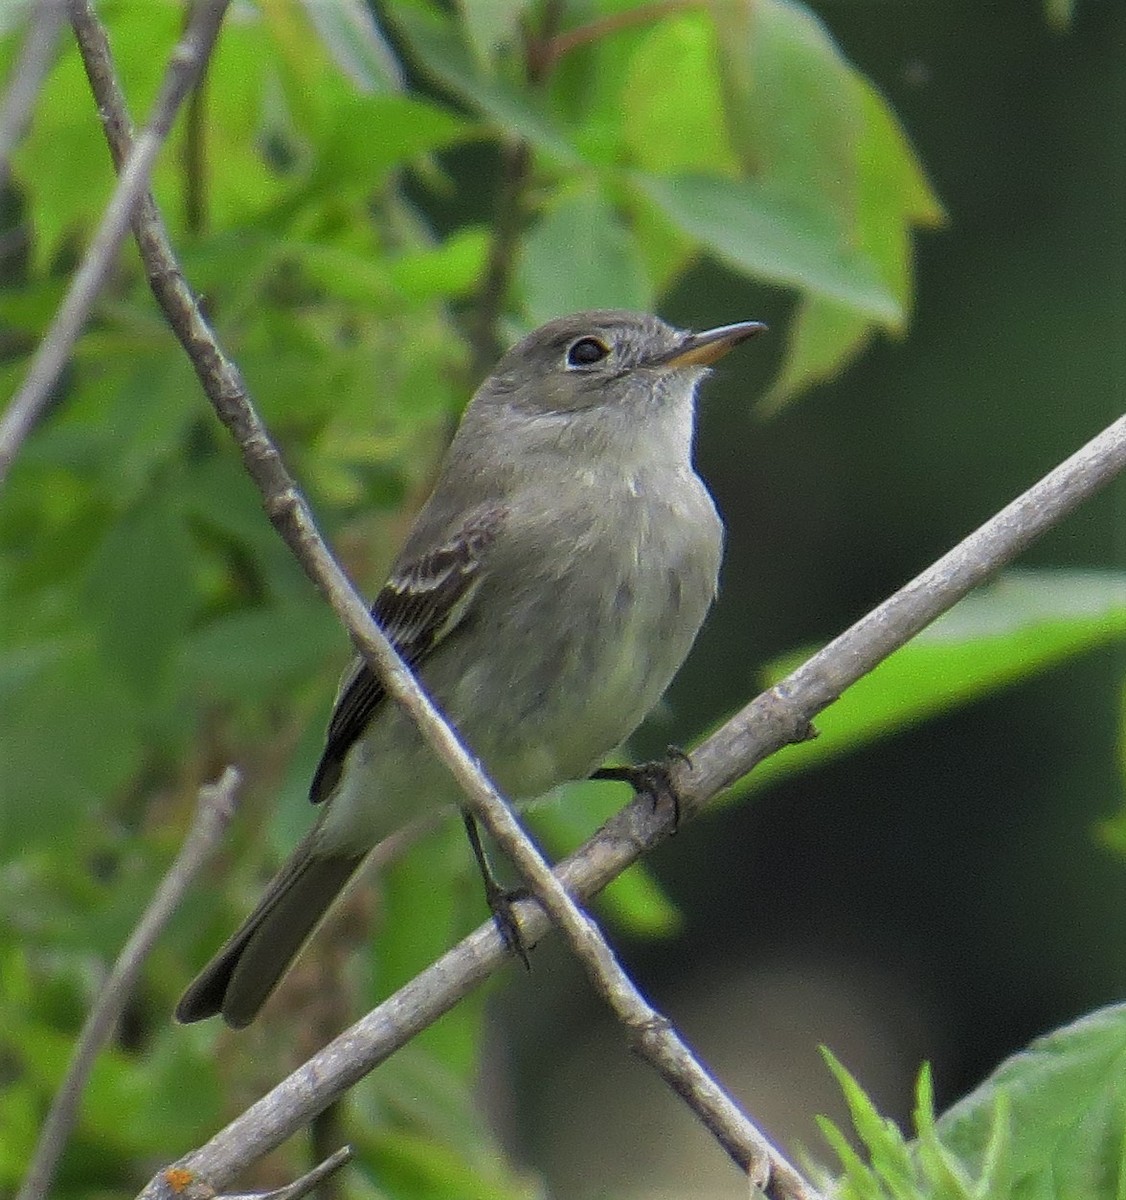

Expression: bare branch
xmin=64 ymin=7 xmax=818 ymax=1195
xmin=181 ymin=1 xmax=211 ymax=236
xmin=435 ymin=731 xmax=812 ymax=1191
xmin=536 ymin=0 xmax=699 ymax=74
xmin=0 ymin=0 xmax=230 ymax=485
xmin=677 ymin=410 xmax=1126 ymax=816
xmin=152 ymin=1144 xmax=351 ymax=1200
xmin=133 ymin=411 xmax=1124 ymax=1200
xmin=17 ymin=768 xmax=241 ymax=1200
xmin=229 ymin=1145 xmax=352 ymax=1200
xmin=60 ymin=0 xmax=1126 ymax=1194
xmin=0 ymin=0 xmax=66 ymax=186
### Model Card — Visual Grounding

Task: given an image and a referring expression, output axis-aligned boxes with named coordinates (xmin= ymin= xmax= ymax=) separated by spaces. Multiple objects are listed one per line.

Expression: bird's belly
xmin=318 ymin=490 xmax=721 ymax=853
xmin=447 ymin=540 xmax=719 ymax=798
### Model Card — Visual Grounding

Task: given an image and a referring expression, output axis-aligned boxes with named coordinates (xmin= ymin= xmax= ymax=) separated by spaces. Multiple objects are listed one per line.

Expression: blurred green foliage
xmin=0 ymin=1 xmax=1121 ymax=1198
xmin=821 ymin=1003 xmax=1126 ymax=1199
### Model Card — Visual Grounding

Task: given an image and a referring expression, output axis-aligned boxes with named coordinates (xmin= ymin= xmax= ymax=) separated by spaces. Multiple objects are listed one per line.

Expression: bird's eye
xmin=566 ymin=337 xmax=610 ymax=368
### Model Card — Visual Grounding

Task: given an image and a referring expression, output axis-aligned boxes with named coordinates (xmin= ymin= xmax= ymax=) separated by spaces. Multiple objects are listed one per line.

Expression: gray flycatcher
xmin=176 ymin=310 xmax=764 ymax=1027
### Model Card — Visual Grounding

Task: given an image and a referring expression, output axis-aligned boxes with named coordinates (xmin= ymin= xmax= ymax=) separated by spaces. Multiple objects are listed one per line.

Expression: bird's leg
xmin=591 ymin=745 xmax=691 ymax=830
xmin=461 ymin=809 xmax=532 ymax=969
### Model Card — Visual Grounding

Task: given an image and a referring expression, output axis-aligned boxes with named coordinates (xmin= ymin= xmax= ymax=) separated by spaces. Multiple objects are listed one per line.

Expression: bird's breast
xmin=440 ymin=467 xmax=723 ymax=796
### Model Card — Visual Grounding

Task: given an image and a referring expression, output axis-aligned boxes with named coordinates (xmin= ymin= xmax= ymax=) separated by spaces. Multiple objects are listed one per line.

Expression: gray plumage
xmin=176 ymin=310 xmax=763 ymax=1027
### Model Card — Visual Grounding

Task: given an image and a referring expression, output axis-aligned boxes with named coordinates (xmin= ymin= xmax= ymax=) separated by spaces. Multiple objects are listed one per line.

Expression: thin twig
xmin=458 ymin=773 xmax=805 ymax=1195
xmin=17 ymin=768 xmax=241 ymax=1200
xmin=464 ymin=0 xmax=564 ymax=384
xmin=181 ymin=1 xmax=210 ymax=236
xmin=0 ymin=0 xmax=230 ymax=485
xmin=536 ymin=0 xmax=700 ymax=75
xmin=233 ymin=1145 xmax=352 ymax=1200
xmin=676 ymin=410 xmax=1126 ymax=817
xmin=68 ymin=7 xmax=813 ymax=1193
xmin=59 ymin=8 xmax=813 ymax=1194
xmin=0 ymin=0 xmax=66 ymax=187
xmin=156 ymin=1144 xmax=351 ymax=1200
xmin=465 ymin=137 xmax=530 ymax=384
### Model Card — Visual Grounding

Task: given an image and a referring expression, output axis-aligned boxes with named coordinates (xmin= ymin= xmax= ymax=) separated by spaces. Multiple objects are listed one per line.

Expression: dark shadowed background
xmin=500 ymin=3 xmax=1126 ymax=1195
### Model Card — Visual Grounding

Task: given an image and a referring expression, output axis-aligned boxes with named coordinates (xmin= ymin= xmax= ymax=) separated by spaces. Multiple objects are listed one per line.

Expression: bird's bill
xmin=657 ymin=320 xmax=768 ymax=369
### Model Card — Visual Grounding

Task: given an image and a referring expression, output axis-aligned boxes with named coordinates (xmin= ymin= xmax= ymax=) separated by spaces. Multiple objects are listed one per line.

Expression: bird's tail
xmin=175 ymin=838 xmax=366 ymax=1028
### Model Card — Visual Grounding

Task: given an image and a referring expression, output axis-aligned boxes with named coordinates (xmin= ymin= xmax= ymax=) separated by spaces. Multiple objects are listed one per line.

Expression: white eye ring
xmin=566 ymin=337 xmax=610 ymax=368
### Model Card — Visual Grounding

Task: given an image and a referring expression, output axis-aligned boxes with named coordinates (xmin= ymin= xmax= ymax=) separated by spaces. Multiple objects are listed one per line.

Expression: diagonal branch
xmin=67 ymin=5 xmax=818 ymax=1197
xmin=230 ymin=1145 xmax=352 ymax=1200
xmin=17 ymin=768 xmax=241 ymax=1200
xmin=679 ymin=409 xmax=1126 ymax=814
xmin=136 ymin=410 xmax=1124 ymax=1200
xmin=0 ymin=0 xmax=230 ymax=485
xmin=0 ymin=0 xmax=66 ymax=187
xmin=154 ymin=1144 xmax=351 ymax=1200
xmin=59 ymin=1 xmax=1126 ymax=1197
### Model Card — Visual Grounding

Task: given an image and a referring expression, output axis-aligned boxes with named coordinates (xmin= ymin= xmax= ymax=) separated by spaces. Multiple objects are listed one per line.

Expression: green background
xmin=0 ymin=1 xmax=1123 ymax=1198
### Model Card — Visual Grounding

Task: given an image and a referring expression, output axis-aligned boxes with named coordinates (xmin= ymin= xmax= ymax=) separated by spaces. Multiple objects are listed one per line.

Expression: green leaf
xmin=299 ymin=0 xmax=405 ymax=93
xmin=820 ymin=1053 xmax=992 ymax=1199
xmin=817 ymin=1112 xmax=883 ymax=1199
xmin=19 ymin=331 xmax=194 ymax=498
xmin=181 ymin=603 xmax=342 ymax=701
xmin=714 ymin=0 xmax=863 ymax=221
xmin=852 ymin=75 xmax=945 ymax=315
xmin=824 ymin=1049 xmax=919 ymax=1197
xmin=0 ymin=642 xmax=144 ymax=855
xmin=389 ymin=227 xmax=491 ymax=301
xmin=356 ymin=1120 xmax=541 ymax=1200
xmin=721 ymin=569 xmax=1126 ymax=803
xmin=0 ymin=1061 xmax=37 ymax=1183
xmin=704 ymin=0 xmax=943 ymax=405
xmin=63 ymin=1026 xmax=224 ymax=1154
xmin=390 ymin=4 xmax=581 ymax=164
xmin=378 ymin=823 xmax=486 ymax=1077
xmin=758 ymin=294 xmax=873 ymax=414
xmin=196 ymin=10 xmax=287 ymax=227
xmin=264 ymin=238 xmax=396 ymax=309
xmin=914 ymin=1066 xmax=994 ymax=1200
xmin=635 ymin=172 xmax=902 ymax=323
xmin=1097 ymin=688 xmax=1126 ymax=855
xmin=180 ymin=453 xmax=282 ymax=558
xmin=312 ymin=94 xmax=474 ymax=191
xmin=1045 ymin=0 xmax=1075 ymax=29
xmin=83 ymin=493 xmax=197 ymax=697
xmin=936 ymin=1004 xmax=1126 ymax=1199
xmin=598 ymin=861 xmax=681 ymax=936
xmin=517 ymin=188 xmax=651 ymax=324
xmin=80 ymin=348 xmax=202 ymax=505
xmin=13 ymin=5 xmax=178 ymax=264
xmin=620 ymin=14 xmax=740 ymax=174
xmin=352 ymin=1042 xmax=514 ymax=1172
xmin=0 ymin=276 xmax=69 ymax=332
xmin=456 ymin=0 xmax=532 ymax=67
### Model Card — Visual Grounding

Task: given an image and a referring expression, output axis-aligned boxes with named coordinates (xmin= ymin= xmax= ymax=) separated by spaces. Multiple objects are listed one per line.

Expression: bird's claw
xmin=485 ymin=881 xmax=532 ymax=969
xmin=591 ymin=748 xmax=689 ymax=831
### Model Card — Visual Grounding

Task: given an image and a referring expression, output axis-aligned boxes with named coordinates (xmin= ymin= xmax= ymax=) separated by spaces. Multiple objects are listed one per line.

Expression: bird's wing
xmin=308 ymin=502 xmax=508 ymax=804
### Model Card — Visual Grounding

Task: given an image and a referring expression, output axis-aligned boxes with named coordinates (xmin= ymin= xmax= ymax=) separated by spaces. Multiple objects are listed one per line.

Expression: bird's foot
xmin=462 ymin=809 xmax=532 ymax=969
xmin=483 ymin=879 xmax=532 ymax=970
xmin=591 ymin=745 xmax=690 ymax=831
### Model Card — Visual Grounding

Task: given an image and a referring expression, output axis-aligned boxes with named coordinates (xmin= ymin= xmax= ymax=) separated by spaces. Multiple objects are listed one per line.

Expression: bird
xmin=176 ymin=309 xmax=764 ymax=1027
